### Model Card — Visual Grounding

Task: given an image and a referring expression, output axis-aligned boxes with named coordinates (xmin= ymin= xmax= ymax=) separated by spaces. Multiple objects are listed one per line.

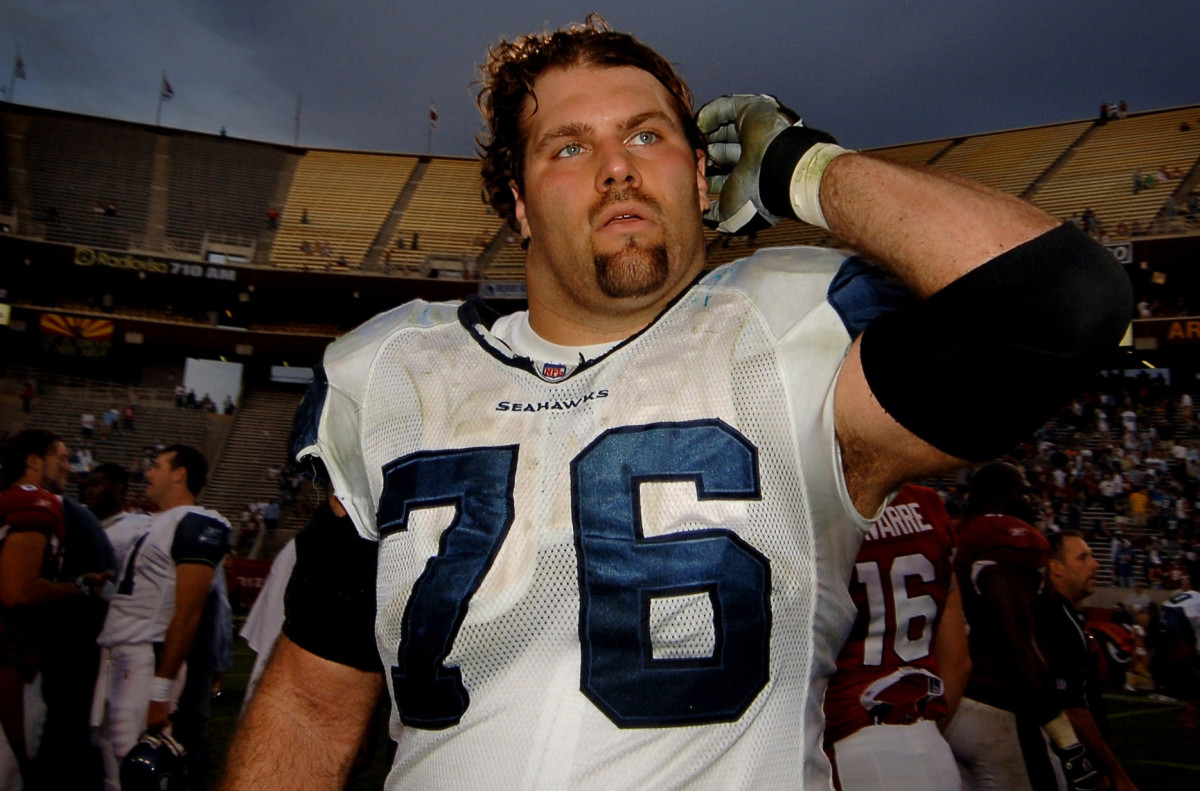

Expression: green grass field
xmin=208 ymin=637 xmax=1199 ymax=789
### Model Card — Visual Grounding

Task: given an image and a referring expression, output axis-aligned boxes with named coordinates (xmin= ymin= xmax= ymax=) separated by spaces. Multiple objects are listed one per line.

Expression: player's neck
xmin=154 ymin=490 xmax=195 ymax=512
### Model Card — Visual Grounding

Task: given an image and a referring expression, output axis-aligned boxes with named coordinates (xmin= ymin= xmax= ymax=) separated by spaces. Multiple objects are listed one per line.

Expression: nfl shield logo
xmin=542 ymin=362 xmax=567 ymax=381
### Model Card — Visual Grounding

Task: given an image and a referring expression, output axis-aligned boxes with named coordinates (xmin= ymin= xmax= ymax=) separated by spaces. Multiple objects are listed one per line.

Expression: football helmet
xmin=120 ymin=730 xmax=189 ymax=791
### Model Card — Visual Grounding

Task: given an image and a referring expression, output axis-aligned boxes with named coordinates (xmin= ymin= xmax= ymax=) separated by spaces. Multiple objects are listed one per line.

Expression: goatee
xmin=594 ymin=240 xmax=670 ymax=298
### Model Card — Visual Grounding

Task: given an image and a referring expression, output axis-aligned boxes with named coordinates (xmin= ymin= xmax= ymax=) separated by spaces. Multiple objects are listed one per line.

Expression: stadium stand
xmin=165 ymin=133 xmax=293 ymax=253
xmin=18 ymin=109 xmax=157 ymax=250
xmin=1028 ymin=106 xmax=1200 ymax=235
xmin=270 ymin=149 xmax=419 ymax=271
xmin=929 ymin=121 xmax=1094 ymax=196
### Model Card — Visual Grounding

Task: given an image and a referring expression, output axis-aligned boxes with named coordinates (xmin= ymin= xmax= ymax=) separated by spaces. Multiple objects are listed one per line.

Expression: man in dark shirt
xmin=1043 ymin=531 xmax=1139 ymax=791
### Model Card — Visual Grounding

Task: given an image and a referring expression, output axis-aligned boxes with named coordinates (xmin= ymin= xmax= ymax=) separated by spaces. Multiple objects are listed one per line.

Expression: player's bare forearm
xmin=820 ymin=153 xmax=1057 ymax=297
xmin=933 ymin=585 xmax=970 ymax=723
xmin=156 ymin=563 xmax=214 ymax=683
xmin=219 ymin=636 xmax=383 ymax=791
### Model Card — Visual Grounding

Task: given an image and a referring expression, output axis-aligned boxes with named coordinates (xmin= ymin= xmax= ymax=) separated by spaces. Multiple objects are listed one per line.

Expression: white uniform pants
xmin=92 ymin=644 xmax=184 ymax=791
xmin=944 ymin=697 xmax=1045 ymax=791
xmin=831 ymin=719 xmax=961 ymax=791
xmin=0 ymin=676 xmax=44 ymax=791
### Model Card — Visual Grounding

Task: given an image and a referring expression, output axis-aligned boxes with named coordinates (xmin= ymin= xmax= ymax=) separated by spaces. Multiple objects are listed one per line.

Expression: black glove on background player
xmin=695 ymin=94 xmax=842 ymax=233
xmin=1055 ymin=743 xmax=1104 ymax=791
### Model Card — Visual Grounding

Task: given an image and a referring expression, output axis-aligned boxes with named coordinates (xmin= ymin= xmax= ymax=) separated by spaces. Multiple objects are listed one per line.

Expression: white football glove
xmin=696 ymin=94 xmax=841 ymax=233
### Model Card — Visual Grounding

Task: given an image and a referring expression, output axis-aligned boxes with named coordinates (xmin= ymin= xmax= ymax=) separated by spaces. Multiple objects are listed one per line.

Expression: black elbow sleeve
xmin=860 ymin=223 xmax=1133 ymax=461
xmin=283 ymin=503 xmax=382 ymax=672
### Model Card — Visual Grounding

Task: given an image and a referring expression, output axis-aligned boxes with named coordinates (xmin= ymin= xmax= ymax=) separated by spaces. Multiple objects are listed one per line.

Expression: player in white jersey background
xmin=222 ymin=14 xmax=1131 ymax=791
xmin=93 ymin=445 xmax=230 ymax=791
xmin=1158 ymin=589 xmax=1200 ymax=727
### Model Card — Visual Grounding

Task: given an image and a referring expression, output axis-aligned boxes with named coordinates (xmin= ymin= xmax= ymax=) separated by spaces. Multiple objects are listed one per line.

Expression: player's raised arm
xmin=698 ymin=95 xmax=1132 ymax=514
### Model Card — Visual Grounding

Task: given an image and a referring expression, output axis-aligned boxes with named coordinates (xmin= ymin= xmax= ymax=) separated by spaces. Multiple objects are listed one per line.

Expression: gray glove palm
xmin=696 ymin=94 xmax=839 ymax=233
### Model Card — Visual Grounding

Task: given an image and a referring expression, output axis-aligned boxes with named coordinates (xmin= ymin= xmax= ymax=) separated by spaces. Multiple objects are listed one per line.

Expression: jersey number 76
xmin=375 ymin=420 xmax=772 ymax=730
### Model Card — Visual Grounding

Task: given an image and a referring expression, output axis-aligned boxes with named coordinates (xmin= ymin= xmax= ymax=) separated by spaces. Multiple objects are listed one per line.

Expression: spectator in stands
xmin=1132 ymin=170 xmax=1143 ymax=194
xmin=223 ymin=395 xmax=236 ymax=415
xmin=411 ymin=231 xmax=419 ymax=250
xmin=103 ymin=406 xmax=120 ymax=435
xmin=266 ymin=208 xmax=279 ymax=230
xmin=1114 ymin=538 xmax=1137 ymax=587
xmin=18 ymin=383 xmax=33 ymax=414
xmin=103 ymin=202 xmax=117 ymax=218
xmin=80 ymin=411 xmax=96 ymax=439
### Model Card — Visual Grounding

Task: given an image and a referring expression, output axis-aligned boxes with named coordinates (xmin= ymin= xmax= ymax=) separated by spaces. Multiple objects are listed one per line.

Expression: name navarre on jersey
xmin=495 ymin=390 xmax=609 ymax=413
xmin=863 ymin=501 xmax=935 ymax=541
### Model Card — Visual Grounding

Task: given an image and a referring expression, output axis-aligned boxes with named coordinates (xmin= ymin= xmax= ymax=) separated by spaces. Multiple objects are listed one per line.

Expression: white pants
xmin=831 ymin=719 xmax=962 ymax=791
xmin=0 ymin=676 xmax=44 ymax=791
xmin=92 ymin=645 xmax=184 ymax=791
xmin=945 ymin=697 xmax=1053 ymax=791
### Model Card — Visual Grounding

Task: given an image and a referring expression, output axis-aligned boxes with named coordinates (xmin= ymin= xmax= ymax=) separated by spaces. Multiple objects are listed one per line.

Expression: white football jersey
xmin=298 ymin=247 xmax=889 ymax=789
xmin=98 ymin=504 xmax=231 ymax=647
xmin=1162 ymin=590 xmax=1200 ymax=653
xmin=102 ymin=510 xmax=153 ymax=567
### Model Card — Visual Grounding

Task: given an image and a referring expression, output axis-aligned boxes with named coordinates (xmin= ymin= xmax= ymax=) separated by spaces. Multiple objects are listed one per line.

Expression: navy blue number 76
xmin=376 ymin=420 xmax=771 ymax=730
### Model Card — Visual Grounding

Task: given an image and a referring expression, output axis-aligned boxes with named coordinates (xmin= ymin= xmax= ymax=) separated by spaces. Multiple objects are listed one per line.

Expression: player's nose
xmin=595 ymin=140 xmax=641 ymax=192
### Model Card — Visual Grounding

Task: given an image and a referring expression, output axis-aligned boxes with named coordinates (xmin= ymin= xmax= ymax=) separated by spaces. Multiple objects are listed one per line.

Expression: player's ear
xmin=695 ymin=150 xmax=710 ymax=213
xmin=510 ymin=180 xmax=531 ymax=240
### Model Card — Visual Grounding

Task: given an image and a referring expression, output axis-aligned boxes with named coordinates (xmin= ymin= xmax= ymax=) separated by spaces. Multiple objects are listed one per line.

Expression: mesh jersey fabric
xmin=298 ymin=246 xmax=876 ymax=790
xmin=98 ymin=505 xmax=231 ymax=648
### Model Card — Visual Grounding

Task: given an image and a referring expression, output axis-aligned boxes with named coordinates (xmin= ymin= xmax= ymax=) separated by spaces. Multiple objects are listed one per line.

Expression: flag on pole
xmin=13 ymin=55 xmax=25 ymax=80
xmin=160 ymin=73 xmax=174 ymax=101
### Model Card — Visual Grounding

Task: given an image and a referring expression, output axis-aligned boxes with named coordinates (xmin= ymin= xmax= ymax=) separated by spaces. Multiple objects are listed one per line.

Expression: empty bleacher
xmin=1028 ymin=106 xmax=1200 ymax=230
xmin=165 ymin=134 xmax=291 ymax=249
xmin=271 ymin=149 xmax=419 ymax=270
xmin=387 ymin=157 xmax=505 ymax=276
xmin=930 ymin=121 xmax=1093 ymax=196
xmin=21 ymin=112 xmax=157 ymax=250
xmin=200 ymin=388 xmax=310 ymax=554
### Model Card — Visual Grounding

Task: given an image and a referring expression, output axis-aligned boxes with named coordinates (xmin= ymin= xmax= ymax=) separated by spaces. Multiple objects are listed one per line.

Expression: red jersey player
xmin=824 ymin=483 xmax=968 ymax=791
xmin=944 ymin=461 xmax=1102 ymax=791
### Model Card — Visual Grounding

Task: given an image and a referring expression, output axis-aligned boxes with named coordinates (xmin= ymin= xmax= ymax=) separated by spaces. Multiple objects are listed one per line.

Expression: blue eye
xmin=556 ymin=143 xmax=584 ymax=158
xmin=630 ymin=131 xmax=658 ymax=146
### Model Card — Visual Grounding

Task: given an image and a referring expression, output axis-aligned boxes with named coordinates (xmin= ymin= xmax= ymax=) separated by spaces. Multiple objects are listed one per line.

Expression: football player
xmin=0 ymin=429 xmax=110 ymax=789
xmin=93 ymin=445 xmax=230 ymax=791
xmin=823 ymin=484 xmax=968 ymax=790
xmin=222 ymin=15 xmax=1130 ymax=791
xmin=946 ymin=463 xmax=1102 ymax=791
xmin=1158 ymin=587 xmax=1200 ymax=726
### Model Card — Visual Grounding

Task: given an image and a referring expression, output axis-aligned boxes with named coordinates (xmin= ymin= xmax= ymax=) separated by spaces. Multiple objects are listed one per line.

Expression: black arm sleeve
xmin=282 ymin=502 xmax=382 ymax=672
xmin=860 ymin=223 xmax=1133 ymax=461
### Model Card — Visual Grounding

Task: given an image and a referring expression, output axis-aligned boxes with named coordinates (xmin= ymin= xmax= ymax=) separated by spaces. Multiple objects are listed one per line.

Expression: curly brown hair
xmin=475 ymin=14 xmax=705 ymax=232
